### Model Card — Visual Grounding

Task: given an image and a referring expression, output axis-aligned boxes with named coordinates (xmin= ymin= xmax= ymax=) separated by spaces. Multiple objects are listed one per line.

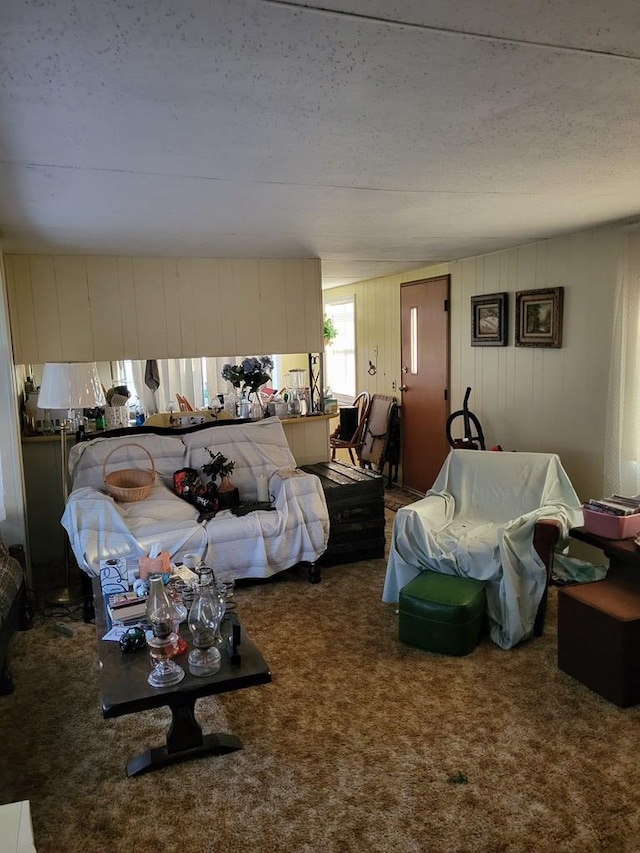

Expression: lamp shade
xmin=37 ymin=362 xmax=106 ymax=409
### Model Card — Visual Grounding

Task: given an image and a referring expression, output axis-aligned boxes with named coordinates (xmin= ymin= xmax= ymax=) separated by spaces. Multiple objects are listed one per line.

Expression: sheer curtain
xmin=129 ymin=357 xmax=241 ymax=414
xmin=604 ymin=227 xmax=640 ymax=496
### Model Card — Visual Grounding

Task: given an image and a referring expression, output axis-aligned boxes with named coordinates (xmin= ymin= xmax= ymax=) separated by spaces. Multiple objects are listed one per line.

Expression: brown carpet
xmin=1 ymin=513 xmax=639 ymax=853
xmin=384 ymin=485 xmax=419 ymax=512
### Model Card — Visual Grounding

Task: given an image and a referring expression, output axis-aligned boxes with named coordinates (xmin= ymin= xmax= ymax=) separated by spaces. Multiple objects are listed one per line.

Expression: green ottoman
xmin=399 ymin=571 xmax=487 ymax=656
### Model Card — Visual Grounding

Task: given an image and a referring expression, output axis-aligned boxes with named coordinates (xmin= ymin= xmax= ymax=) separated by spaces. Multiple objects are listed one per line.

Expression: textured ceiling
xmin=2 ymin=0 xmax=640 ymax=288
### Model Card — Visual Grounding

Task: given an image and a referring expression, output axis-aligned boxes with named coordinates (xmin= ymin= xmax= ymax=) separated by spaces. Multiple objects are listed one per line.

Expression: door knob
xmin=400 ymin=384 xmax=408 ymax=392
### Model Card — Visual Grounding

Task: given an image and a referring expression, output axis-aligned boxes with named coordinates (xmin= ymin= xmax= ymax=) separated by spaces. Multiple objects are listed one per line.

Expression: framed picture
xmin=515 ymin=287 xmax=564 ymax=348
xmin=470 ymin=292 xmax=508 ymax=346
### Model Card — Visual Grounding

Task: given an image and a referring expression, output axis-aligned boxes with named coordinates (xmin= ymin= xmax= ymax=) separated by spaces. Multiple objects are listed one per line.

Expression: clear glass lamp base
xmin=148 ymin=659 xmax=185 ymax=688
xmin=147 ymin=632 xmax=185 ymax=687
xmin=188 ymin=646 xmax=222 ymax=677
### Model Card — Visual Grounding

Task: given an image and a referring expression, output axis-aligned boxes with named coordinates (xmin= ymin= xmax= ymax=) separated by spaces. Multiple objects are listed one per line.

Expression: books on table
xmin=583 ymin=495 xmax=640 ymax=516
xmin=107 ymin=591 xmax=148 ymax=624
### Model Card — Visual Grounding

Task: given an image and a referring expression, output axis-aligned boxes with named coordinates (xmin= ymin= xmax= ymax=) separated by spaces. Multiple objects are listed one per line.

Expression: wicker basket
xmin=103 ymin=443 xmax=155 ymax=502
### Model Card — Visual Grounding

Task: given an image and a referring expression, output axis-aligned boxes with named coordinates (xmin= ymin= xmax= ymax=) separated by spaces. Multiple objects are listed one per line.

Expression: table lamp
xmin=37 ymin=362 xmax=106 ymax=604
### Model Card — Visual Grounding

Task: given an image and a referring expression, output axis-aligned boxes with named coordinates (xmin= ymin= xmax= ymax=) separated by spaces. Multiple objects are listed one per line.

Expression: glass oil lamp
xmin=167 ymin=583 xmax=188 ymax=656
xmin=212 ymin=582 xmax=228 ymax=646
xmin=187 ymin=577 xmax=222 ymax=677
xmin=146 ymin=573 xmax=185 ymax=687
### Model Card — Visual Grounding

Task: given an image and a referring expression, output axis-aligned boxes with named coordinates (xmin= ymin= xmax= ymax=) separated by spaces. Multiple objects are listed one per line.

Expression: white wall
xmin=452 ymin=229 xmax=621 ymax=500
xmin=5 ymin=255 xmax=323 ymax=362
xmin=325 ymin=227 xmax=623 ymax=500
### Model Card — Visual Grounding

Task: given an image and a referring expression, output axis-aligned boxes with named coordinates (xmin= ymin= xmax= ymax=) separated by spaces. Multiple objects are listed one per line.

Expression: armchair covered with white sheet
xmin=382 ymin=450 xmax=583 ymax=649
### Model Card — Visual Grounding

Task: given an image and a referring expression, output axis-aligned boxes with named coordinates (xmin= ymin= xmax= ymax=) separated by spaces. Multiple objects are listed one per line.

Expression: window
xmin=113 ymin=356 xmax=278 ymax=415
xmin=324 ymin=298 xmax=355 ymax=401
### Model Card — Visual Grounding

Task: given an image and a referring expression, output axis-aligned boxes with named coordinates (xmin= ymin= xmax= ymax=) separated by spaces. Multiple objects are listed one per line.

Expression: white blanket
xmin=63 ymin=472 xmax=329 ymax=580
xmin=61 ymin=418 xmax=329 ymax=580
xmin=382 ymin=450 xmax=583 ymax=649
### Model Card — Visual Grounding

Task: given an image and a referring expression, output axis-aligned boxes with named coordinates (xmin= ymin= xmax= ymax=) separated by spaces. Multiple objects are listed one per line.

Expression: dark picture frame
xmin=470 ymin=292 xmax=508 ymax=346
xmin=515 ymin=287 xmax=564 ymax=348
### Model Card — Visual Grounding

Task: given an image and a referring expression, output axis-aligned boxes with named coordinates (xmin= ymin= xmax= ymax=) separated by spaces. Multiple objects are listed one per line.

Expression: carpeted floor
xmin=384 ymin=485 xmax=419 ymax=512
xmin=1 ymin=512 xmax=639 ymax=853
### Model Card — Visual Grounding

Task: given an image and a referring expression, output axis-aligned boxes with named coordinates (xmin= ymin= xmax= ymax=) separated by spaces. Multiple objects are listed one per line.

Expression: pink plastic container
xmin=582 ymin=507 xmax=640 ymax=539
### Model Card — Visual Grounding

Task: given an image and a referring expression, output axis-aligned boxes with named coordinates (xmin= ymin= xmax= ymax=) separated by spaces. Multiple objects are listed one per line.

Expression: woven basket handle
xmin=102 ymin=442 xmax=156 ymax=480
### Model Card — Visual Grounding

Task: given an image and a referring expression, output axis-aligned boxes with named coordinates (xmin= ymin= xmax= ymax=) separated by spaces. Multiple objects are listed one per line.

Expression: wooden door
xmin=400 ymin=276 xmax=450 ymax=492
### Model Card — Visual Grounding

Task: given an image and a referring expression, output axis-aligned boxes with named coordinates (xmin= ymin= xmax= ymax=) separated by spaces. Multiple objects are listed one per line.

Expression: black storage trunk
xmin=301 ymin=461 xmax=385 ymax=565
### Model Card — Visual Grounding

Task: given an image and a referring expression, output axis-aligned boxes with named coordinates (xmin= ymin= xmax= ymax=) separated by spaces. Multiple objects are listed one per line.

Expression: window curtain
xmin=203 ymin=357 xmax=233 ymax=400
xmin=603 ymin=227 xmax=640 ymax=496
xmin=130 ymin=357 xmax=236 ymax=414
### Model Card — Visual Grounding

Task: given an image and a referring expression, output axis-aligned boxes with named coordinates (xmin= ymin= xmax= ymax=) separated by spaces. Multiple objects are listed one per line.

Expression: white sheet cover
xmin=382 ymin=450 xmax=584 ymax=649
xmin=61 ymin=419 xmax=329 ymax=580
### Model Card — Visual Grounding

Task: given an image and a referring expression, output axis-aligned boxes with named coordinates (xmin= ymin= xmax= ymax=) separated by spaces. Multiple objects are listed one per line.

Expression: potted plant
xmin=202 ymin=449 xmax=235 ymax=485
xmin=202 ymin=449 xmax=238 ymax=508
xmin=324 ymin=315 xmax=338 ymax=346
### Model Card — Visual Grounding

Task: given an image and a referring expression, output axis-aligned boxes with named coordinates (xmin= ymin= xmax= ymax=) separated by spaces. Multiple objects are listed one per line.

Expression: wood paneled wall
xmin=5 ymin=255 xmax=323 ymax=363
xmin=324 ymin=228 xmax=624 ymax=500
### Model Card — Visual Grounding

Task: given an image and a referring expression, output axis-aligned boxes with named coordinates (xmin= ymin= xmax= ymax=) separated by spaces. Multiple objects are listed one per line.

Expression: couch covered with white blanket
xmin=62 ymin=418 xmax=330 ymax=582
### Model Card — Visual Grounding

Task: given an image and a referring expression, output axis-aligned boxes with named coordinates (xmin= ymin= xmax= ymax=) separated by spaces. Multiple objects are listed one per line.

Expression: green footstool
xmin=399 ymin=571 xmax=487 ymax=656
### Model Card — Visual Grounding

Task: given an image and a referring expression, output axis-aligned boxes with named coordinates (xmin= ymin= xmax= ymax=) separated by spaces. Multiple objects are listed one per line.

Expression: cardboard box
xmin=99 ymin=557 xmax=129 ymax=595
xmin=138 ymin=551 xmax=171 ymax=580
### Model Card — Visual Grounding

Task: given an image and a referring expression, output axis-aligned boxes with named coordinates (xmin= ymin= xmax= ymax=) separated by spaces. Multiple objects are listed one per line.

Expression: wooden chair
xmin=329 ymin=391 xmax=370 ymax=465
xmin=176 ymin=394 xmax=194 ymax=412
xmin=360 ymin=394 xmax=398 ymax=476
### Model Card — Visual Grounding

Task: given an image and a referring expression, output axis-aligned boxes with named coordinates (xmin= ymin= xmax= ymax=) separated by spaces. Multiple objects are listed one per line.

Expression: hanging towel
xmin=144 ymin=359 xmax=160 ymax=392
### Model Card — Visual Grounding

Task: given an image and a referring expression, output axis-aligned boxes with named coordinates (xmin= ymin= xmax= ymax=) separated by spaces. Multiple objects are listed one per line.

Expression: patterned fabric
xmin=0 ymin=541 xmax=23 ymax=625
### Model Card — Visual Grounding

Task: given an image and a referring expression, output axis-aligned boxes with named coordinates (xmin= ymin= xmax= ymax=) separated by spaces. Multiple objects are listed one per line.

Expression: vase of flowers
xmin=221 ymin=356 xmax=273 ymax=417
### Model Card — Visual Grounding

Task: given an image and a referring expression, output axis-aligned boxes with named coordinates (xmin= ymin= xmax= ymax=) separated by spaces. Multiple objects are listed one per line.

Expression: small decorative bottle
xmin=237 ymin=392 xmax=251 ymax=419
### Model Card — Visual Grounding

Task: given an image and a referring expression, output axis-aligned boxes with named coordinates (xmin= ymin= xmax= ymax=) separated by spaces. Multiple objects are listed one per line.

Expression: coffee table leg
xmin=307 ymin=561 xmax=321 ymax=584
xmin=126 ymin=698 xmax=242 ymax=777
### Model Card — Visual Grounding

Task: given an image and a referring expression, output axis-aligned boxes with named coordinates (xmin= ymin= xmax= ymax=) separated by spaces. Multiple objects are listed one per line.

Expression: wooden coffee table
xmin=93 ymin=579 xmax=272 ymax=777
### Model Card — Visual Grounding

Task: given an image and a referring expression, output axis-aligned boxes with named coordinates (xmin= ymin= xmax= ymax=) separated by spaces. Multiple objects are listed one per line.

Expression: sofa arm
xmin=269 ymin=468 xmax=330 ymax=544
xmin=271 ymin=468 xmax=327 ymax=507
xmin=532 ymin=519 xmax=561 ymax=637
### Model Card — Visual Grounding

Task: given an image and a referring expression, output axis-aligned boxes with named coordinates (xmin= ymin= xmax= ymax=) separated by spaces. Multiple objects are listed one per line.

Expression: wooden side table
xmin=562 ymin=528 xmax=640 ymax=706
xmin=569 ymin=526 xmax=640 ymax=582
